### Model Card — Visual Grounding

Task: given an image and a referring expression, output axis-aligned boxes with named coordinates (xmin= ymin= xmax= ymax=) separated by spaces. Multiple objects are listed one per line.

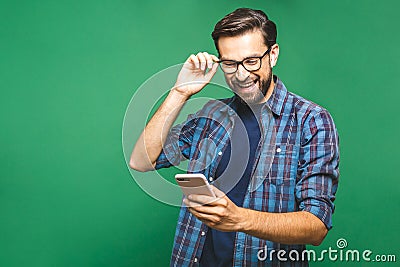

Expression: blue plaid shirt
xmin=155 ymin=76 xmax=340 ymax=266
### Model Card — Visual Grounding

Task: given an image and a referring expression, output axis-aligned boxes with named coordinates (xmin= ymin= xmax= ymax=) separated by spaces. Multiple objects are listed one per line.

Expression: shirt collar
xmin=266 ymin=75 xmax=288 ymax=116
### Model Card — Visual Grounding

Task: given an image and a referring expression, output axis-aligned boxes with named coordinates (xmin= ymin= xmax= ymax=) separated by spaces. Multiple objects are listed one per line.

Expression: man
xmin=130 ymin=8 xmax=339 ymax=267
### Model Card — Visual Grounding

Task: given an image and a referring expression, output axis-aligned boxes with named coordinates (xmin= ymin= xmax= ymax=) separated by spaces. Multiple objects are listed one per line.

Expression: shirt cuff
xmin=299 ymin=198 xmax=333 ymax=230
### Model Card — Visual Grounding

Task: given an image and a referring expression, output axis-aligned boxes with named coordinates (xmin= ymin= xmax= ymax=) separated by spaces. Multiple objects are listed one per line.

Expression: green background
xmin=1 ymin=0 xmax=399 ymax=266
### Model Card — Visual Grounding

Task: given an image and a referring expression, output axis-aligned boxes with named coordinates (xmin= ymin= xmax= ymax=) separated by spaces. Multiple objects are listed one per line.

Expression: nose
xmin=235 ymin=64 xmax=250 ymax=81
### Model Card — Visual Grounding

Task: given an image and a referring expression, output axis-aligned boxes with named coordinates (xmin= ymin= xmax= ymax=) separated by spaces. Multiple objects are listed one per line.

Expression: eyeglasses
xmin=215 ymin=47 xmax=272 ymax=74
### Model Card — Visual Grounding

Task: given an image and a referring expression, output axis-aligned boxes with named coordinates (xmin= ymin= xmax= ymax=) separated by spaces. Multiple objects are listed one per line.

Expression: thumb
xmin=210 ymin=185 xmax=225 ymax=198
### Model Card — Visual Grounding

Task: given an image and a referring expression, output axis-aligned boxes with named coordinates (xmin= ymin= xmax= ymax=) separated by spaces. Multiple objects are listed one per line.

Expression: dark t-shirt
xmin=200 ymin=100 xmax=263 ymax=266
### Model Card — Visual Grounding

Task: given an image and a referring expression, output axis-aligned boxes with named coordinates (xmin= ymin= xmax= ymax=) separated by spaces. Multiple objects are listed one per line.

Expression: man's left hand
xmin=183 ymin=186 xmax=248 ymax=232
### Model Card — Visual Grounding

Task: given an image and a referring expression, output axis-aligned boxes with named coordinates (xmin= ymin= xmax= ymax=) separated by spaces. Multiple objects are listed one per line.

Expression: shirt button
xmin=218 ymin=151 xmax=222 ymax=156
xmin=201 ymin=231 xmax=206 ymax=236
xmin=276 ymin=147 xmax=281 ymax=153
xmin=209 ymin=177 xmax=214 ymax=182
xmin=194 ymin=257 xmax=198 ymax=263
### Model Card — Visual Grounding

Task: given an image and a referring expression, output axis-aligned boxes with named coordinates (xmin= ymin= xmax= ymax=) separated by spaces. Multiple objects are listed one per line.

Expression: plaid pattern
xmin=155 ymin=76 xmax=340 ymax=267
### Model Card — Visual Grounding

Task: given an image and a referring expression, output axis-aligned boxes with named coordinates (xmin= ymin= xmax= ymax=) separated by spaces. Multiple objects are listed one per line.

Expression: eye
xmin=222 ymin=61 xmax=236 ymax=67
xmin=244 ymin=58 xmax=259 ymax=65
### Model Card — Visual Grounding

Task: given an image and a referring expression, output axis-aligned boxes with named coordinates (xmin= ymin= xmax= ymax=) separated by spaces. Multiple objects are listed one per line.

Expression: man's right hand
xmin=130 ymin=52 xmax=219 ymax=172
xmin=173 ymin=52 xmax=219 ymax=98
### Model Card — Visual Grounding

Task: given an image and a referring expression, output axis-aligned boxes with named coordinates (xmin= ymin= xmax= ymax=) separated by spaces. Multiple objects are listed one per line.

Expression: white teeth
xmin=239 ymin=81 xmax=256 ymax=88
xmin=240 ymin=82 xmax=253 ymax=87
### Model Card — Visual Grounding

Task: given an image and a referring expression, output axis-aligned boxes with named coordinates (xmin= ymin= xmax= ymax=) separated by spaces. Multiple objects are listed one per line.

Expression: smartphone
xmin=175 ymin=173 xmax=216 ymax=199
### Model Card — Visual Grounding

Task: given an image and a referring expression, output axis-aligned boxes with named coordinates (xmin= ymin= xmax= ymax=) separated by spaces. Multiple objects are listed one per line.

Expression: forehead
xmin=218 ymin=30 xmax=268 ymax=60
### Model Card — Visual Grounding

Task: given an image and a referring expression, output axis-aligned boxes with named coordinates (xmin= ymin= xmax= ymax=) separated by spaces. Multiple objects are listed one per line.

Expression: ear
xmin=270 ymin=44 xmax=280 ymax=68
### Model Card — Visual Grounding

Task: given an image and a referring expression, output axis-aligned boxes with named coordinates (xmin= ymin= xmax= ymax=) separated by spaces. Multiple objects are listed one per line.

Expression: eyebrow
xmin=220 ymin=53 xmax=263 ymax=61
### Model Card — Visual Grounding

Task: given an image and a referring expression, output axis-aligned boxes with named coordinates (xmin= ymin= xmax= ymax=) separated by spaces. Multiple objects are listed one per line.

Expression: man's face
xmin=217 ymin=30 xmax=274 ymax=105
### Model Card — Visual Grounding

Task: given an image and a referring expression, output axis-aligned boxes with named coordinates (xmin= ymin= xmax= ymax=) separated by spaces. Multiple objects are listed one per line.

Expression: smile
xmin=236 ymin=79 xmax=259 ymax=90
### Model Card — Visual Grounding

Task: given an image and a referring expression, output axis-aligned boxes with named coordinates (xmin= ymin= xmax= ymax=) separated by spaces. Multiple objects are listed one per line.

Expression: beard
xmin=229 ymin=68 xmax=273 ymax=106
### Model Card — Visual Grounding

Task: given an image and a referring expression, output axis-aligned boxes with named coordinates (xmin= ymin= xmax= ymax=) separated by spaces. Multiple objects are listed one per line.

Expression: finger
xmin=205 ymin=61 xmax=219 ymax=79
xmin=188 ymin=54 xmax=199 ymax=69
xmin=183 ymin=197 xmax=202 ymax=208
xmin=184 ymin=197 xmax=212 ymax=208
xmin=210 ymin=185 xmax=226 ymax=198
xmin=188 ymin=202 xmax=226 ymax=217
xmin=188 ymin=194 xmax=218 ymax=205
xmin=196 ymin=52 xmax=207 ymax=71
xmin=202 ymin=52 xmax=213 ymax=69
xmin=211 ymin=54 xmax=220 ymax=62
xmin=189 ymin=207 xmax=220 ymax=223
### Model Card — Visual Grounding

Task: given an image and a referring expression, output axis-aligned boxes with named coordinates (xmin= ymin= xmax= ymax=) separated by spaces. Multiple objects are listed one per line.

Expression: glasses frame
xmin=216 ymin=47 xmax=272 ymax=74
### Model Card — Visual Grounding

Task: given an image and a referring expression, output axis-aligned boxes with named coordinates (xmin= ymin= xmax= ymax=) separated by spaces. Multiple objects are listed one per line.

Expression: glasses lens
xmin=220 ymin=61 xmax=237 ymax=74
xmin=243 ymin=58 xmax=261 ymax=71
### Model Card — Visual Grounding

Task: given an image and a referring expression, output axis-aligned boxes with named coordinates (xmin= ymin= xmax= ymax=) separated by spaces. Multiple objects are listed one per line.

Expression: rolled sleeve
xmin=295 ymin=109 xmax=340 ymax=229
xmin=154 ymin=114 xmax=197 ymax=170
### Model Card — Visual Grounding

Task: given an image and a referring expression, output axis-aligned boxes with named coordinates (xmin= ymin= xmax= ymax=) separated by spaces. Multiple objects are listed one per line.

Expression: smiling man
xmin=130 ymin=8 xmax=339 ymax=267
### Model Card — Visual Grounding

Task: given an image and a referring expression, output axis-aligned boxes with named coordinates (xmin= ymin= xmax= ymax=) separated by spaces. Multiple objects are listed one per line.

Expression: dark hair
xmin=212 ymin=8 xmax=277 ymax=53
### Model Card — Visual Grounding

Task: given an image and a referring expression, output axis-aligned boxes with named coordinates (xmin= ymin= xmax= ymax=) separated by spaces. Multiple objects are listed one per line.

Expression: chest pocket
xmin=268 ymin=144 xmax=300 ymax=185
